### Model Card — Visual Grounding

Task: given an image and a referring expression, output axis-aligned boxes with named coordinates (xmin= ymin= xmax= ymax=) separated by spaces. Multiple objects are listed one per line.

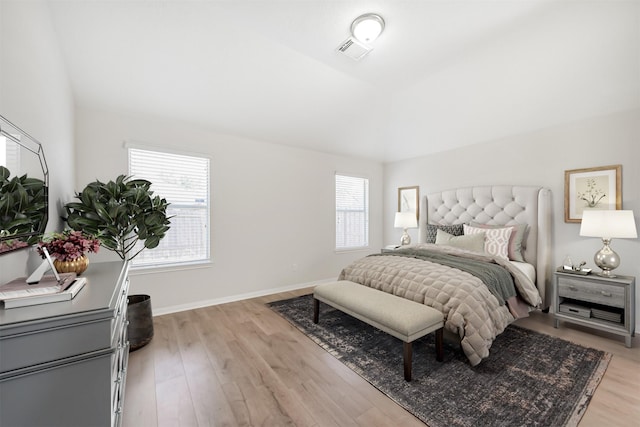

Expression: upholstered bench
xmin=313 ymin=281 xmax=444 ymax=381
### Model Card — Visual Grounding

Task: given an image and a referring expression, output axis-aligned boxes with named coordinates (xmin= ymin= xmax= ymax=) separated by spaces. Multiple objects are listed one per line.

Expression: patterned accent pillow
xmin=463 ymin=224 xmax=512 ymax=259
xmin=470 ymin=222 xmax=528 ymax=262
xmin=425 ymin=224 xmax=464 ymax=244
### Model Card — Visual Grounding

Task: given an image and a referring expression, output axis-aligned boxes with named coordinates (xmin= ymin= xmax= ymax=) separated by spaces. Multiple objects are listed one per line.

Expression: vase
xmin=53 ymin=255 xmax=90 ymax=275
xmin=127 ymin=294 xmax=154 ymax=351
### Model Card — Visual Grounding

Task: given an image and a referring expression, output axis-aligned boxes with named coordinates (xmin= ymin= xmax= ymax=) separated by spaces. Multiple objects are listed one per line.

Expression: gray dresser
xmin=0 ymin=261 xmax=130 ymax=427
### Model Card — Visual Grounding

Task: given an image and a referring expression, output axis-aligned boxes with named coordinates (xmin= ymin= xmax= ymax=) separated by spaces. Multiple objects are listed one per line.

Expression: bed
xmin=338 ymin=185 xmax=552 ymax=365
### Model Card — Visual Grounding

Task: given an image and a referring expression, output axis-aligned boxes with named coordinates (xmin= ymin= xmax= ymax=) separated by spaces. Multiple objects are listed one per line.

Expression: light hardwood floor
xmin=123 ymin=288 xmax=640 ymax=427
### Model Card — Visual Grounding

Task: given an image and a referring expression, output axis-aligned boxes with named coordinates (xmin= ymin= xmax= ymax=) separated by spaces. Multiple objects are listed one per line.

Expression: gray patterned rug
xmin=268 ymin=294 xmax=611 ymax=427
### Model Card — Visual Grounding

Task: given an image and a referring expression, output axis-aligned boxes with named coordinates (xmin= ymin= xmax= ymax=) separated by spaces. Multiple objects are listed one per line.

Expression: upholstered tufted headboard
xmin=419 ymin=185 xmax=552 ymax=308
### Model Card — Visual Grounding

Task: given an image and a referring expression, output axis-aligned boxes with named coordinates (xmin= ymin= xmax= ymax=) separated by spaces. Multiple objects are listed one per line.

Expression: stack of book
xmin=591 ymin=307 xmax=623 ymax=323
xmin=0 ymin=273 xmax=86 ymax=309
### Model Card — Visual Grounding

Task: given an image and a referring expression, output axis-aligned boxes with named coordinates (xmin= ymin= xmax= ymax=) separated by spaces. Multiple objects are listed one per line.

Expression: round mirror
xmin=0 ymin=115 xmax=49 ymax=254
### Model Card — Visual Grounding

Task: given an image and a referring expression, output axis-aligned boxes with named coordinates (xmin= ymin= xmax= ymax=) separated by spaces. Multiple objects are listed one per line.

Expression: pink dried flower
xmin=37 ymin=230 xmax=100 ymax=261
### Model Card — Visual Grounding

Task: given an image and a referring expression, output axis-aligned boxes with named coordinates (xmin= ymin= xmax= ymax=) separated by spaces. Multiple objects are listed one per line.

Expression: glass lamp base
xmin=594 ymin=239 xmax=620 ymax=278
xmin=400 ymin=229 xmax=411 ymax=246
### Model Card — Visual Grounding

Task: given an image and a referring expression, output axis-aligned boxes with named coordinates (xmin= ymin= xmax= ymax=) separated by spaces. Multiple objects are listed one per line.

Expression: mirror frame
xmin=0 ymin=115 xmax=49 ymax=254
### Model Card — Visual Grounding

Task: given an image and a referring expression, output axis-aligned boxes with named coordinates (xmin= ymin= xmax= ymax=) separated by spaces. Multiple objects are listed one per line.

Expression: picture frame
xmin=398 ymin=186 xmax=419 ymax=219
xmin=564 ymin=165 xmax=621 ymax=223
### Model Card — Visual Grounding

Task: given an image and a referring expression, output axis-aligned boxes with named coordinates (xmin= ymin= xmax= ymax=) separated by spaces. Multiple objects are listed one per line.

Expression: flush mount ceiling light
xmin=337 ymin=13 xmax=385 ymax=61
xmin=351 ymin=13 xmax=385 ymax=44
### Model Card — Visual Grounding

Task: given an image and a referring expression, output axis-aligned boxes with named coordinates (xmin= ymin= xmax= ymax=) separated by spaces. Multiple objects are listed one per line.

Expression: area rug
xmin=268 ymin=294 xmax=611 ymax=427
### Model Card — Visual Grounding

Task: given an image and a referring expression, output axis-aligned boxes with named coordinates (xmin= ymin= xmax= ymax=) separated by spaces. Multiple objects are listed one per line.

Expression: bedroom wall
xmin=384 ymin=108 xmax=640 ymax=329
xmin=74 ymin=107 xmax=383 ymax=314
xmin=0 ymin=0 xmax=75 ymax=283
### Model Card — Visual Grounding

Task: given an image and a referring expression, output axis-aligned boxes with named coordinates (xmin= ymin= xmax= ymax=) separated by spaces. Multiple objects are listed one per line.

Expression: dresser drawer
xmin=111 ymin=287 xmax=128 ymax=348
xmin=111 ymin=342 xmax=129 ymax=427
xmin=0 ymin=318 xmax=112 ymax=373
xmin=0 ymin=350 xmax=113 ymax=427
xmin=111 ymin=351 xmax=125 ymax=412
xmin=558 ymin=277 xmax=625 ymax=308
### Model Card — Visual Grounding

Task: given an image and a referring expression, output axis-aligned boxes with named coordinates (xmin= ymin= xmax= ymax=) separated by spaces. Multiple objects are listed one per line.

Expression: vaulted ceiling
xmin=47 ymin=0 xmax=639 ymax=162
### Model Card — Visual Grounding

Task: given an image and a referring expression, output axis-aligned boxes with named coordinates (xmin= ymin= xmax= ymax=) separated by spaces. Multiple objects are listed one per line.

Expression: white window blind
xmin=128 ymin=147 xmax=210 ymax=268
xmin=335 ymin=174 xmax=369 ymax=249
xmin=0 ymin=135 xmax=20 ymax=173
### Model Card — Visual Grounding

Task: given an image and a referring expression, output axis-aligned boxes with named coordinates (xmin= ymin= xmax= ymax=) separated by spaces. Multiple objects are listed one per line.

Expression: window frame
xmin=335 ymin=172 xmax=370 ymax=251
xmin=126 ymin=143 xmax=211 ymax=270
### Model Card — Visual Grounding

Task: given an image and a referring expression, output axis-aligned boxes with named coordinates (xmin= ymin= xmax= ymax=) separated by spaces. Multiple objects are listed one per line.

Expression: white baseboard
xmin=151 ymin=277 xmax=336 ymax=316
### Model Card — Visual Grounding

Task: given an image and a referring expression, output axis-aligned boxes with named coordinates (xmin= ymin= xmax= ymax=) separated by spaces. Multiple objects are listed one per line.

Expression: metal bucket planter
xmin=127 ymin=294 xmax=154 ymax=351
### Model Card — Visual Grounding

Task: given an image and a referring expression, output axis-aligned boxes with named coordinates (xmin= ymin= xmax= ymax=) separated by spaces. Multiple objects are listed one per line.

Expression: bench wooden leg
xmin=403 ymin=341 xmax=412 ymax=381
xmin=435 ymin=328 xmax=444 ymax=362
xmin=313 ymin=298 xmax=319 ymax=324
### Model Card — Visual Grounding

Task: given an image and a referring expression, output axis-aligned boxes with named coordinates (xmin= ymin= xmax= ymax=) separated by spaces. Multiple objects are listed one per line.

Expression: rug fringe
xmin=565 ymin=351 xmax=612 ymax=427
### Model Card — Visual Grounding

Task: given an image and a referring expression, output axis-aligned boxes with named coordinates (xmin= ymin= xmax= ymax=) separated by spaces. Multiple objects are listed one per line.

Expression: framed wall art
xmin=398 ymin=186 xmax=419 ymax=219
xmin=564 ymin=164 xmax=621 ymax=223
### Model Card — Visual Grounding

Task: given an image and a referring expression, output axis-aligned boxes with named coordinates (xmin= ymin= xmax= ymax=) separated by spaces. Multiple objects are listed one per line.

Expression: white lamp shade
xmin=394 ymin=212 xmax=417 ymax=229
xmin=580 ymin=210 xmax=638 ymax=239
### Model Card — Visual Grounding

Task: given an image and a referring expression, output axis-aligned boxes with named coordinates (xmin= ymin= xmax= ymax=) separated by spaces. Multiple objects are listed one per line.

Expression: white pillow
xmin=463 ymin=224 xmax=512 ymax=259
xmin=435 ymin=229 xmax=485 ymax=253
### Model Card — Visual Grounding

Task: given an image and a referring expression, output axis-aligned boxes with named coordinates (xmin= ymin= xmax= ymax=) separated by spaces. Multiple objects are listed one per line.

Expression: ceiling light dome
xmin=351 ymin=13 xmax=385 ymax=44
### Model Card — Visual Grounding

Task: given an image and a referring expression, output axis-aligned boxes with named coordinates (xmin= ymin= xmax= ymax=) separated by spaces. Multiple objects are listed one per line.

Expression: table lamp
xmin=394 ymin=212 xmax=417 ymax=246
xmin=579 ymin=210 xmax=637 ymax=277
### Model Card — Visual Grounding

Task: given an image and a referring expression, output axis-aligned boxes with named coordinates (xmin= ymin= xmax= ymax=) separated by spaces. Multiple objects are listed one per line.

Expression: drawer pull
xmin=600 ymin=291 xmax=612 ymax=297
xmin=568 ymin=285 xmax=578 ymax=291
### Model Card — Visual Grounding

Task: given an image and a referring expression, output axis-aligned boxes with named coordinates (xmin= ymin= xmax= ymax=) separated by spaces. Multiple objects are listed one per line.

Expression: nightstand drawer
xmin=558 ymin=277 xmax=625 ymax=308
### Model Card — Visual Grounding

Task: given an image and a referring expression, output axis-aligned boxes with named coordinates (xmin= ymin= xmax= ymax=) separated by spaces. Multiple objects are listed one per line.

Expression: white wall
xmin=74 ymin=107 xmax=383 ymax=314
xmin=0 ymin=0 xmax=75 ymax=283
xmin=386 ymin=1 xmax=639 ymax=161
xmin=384 ymin=109 xmax=640 ymax=329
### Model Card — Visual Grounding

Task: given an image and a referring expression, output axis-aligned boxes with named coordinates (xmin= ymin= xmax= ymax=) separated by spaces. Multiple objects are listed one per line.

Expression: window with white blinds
xmin=335 ymin=174 xmax=369 ymax=250
xmin=128 ymin=147 xmax=210 ymax=268
xmin=0 ymin=135 xmax=20 ymax=173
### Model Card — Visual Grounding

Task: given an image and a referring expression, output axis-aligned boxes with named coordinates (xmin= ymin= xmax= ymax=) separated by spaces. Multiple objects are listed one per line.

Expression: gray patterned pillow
xmin=469 ymin=222 xmax=528 ymax=262
xmin=425 ymin=224 xmax=464 ymax=243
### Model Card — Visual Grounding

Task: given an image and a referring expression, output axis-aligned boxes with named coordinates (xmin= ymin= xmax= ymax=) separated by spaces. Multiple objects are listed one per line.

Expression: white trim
xmin=334 ymin=170 xmax=369 ymax=180
xmin=123 ymin=139 xmax=212 ymax=159
xmin=151 ymin=277 xmax=337 ymax=316
xmin=129 ymin=260 xmax=212 ymax=275
xmin=334 ymin=247 xmax=372 ymax=254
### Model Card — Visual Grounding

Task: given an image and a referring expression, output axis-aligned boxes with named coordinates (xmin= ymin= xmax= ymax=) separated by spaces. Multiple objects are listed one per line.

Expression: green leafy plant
xmin=0 ymin=165 xmax=47 ymax=244
xmin=65 ymin=175 xmax=171 ymax=260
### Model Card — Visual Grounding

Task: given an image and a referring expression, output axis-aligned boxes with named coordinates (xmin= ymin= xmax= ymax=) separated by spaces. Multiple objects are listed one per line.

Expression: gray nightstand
xmin=553 ymin=270 xmax=635 ymax=347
